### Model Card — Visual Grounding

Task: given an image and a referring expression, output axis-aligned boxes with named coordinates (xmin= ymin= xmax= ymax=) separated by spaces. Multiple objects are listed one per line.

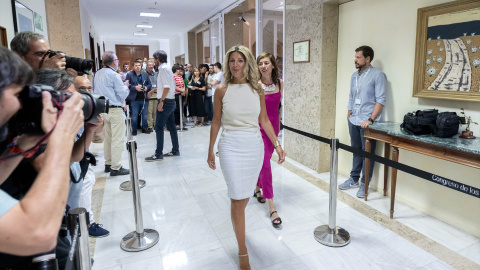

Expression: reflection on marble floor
xmin=89 ymin=126 xmax=479 ymax=270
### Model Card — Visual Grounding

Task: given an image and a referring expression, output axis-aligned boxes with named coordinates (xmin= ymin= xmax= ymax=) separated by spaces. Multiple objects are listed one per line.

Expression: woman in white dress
xmin=207 ymin=45 xmax=286 ymax=270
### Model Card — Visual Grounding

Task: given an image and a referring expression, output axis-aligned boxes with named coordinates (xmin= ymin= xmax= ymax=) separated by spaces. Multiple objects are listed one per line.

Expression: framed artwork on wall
xmin=11 ymin=0 xmax=34 ymax=34
xmin=34 ymin=12 xmax=43 ymax=31
xmin=413 ymin=0 xmax=480 ymax=102
xmin=293 ymin=40 xmax=310 ymax=63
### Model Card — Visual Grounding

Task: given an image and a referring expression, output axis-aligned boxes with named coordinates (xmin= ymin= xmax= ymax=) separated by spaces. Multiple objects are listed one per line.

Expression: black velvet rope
xmin=282 ymin=124 xmax=480 ymax=199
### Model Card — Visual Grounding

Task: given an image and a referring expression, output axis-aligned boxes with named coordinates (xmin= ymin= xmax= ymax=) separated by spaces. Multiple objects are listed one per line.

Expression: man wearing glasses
xmin=93 ymin=52 xmax=131 ymax=176
xmin=10 ymin=31 xmax=66 ymax=71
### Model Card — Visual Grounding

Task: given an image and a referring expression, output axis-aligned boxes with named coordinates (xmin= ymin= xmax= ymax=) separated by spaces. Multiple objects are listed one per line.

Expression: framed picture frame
xmin=11 ymin=0 xmax=34 ymax=34
xmin=413 ymin=0 xmax=480 ymax=102
xmin=34 ymin=12 xmax=43 ymax=31
xmin=293 ymin=40 xmax=310 ymax=63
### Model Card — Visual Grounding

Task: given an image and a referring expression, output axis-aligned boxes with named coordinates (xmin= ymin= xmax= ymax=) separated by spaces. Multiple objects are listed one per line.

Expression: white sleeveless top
xmin=222 ymin=83 xmax=260 ymax=131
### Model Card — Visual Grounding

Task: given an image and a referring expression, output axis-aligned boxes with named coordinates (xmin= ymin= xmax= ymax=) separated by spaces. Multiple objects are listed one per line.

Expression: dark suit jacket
xmin=125 ymin=70 xmax=152 ymax=101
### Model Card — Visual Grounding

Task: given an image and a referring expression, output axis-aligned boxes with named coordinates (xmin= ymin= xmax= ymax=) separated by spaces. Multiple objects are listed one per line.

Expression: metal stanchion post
xmin=120 ymin=114 xmax=146 ymax=191
xmin=68 ymin=208 xmax=91 ymax=270
xmin=178 ymin=95 xmax=187 ymax=132
xmin=121 ymin=140 xmax=159 ymax=251
xmin=314 ymin=138 xmax=351 ymax=247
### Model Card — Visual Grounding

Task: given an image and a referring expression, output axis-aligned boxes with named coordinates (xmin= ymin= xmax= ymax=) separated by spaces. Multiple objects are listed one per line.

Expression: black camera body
xmin=13 ymin=84 xmax=109 ymax=135
xmin=48 ymin=51 xmax=93 ymax=74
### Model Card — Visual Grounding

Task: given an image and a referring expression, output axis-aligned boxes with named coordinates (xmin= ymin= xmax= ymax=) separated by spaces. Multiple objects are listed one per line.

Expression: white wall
xmin=170 ymin=32 xmax=189 ymax=63
xmin=0 ymin=0 xmax=48 ymax=47
xmin=336 ymin=0 xmax=480 ymax=237
xmin=79 ymin=1 xmax=101 ymax=66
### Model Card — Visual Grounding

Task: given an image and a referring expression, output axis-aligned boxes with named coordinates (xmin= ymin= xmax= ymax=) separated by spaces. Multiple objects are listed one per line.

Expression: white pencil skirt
xmin=218 ymin=128 xmax=265 ymax=200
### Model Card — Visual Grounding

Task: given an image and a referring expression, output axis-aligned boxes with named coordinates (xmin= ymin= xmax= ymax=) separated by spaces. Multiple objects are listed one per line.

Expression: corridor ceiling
xmin=80 ymin=0 xmax=239 ymax=40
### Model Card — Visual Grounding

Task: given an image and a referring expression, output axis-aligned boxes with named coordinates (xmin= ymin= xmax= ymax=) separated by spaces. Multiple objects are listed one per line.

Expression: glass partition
xmin=262 ymin=0 xmax=284 ymax=78
xmin=210 ymin=15 xmax=222 ymax=64
xmin=223 ymin=0 xmax=257 ymax=55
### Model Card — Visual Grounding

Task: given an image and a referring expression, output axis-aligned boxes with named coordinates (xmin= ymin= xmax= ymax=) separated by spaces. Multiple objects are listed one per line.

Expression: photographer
xmin=125 ymin=59 xmax=152 ymax=135
xmin=0 ymin=47 xmax=84 ymax=255
xmin=10 ymin=31 xmax=66 ymax=71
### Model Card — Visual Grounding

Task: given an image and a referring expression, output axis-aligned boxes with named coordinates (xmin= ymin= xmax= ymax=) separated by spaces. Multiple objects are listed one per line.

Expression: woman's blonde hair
xmin=223 ymin=45 xmax=260 ymax=93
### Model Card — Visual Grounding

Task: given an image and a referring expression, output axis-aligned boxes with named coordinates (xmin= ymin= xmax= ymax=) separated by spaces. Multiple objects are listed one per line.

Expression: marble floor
xmin=88 ymin=123 xmax=480 ymax=270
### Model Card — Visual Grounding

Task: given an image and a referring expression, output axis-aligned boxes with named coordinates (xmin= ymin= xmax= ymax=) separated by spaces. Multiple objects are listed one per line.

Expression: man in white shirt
xmin=210 ymin=62 xmax=224 ymax=97
xmin=145 ymin=50 xmax=180 ymax=161
xmin=94 ymin=51 xmax=131 ymax=176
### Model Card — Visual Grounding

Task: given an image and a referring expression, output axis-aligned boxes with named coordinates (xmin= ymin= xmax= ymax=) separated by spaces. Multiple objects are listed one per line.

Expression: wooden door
xmin=89 ymin=33 xmax=96 ymax=72
xmin=0 ymin=26 xmax=7 ymax=47
xmin=115 ymin=45 xmax=149 ymax=72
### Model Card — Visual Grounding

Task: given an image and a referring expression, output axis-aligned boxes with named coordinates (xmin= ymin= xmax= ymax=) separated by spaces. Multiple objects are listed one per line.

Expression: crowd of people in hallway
xmin=0 ymin=28 xmax=386 ymax=270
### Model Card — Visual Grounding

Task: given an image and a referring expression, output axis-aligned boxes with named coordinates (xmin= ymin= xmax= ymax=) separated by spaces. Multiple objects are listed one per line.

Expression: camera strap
xmin=0 ymin=126 xmax=55 ymax=162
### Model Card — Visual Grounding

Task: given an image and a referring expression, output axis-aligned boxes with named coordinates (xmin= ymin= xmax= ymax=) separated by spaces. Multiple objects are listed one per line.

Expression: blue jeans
xmin=154 ymin=99 xmax=179 ymax=157
xmin=131 ymin=100 xmax=149 ymax=129
xmin=348 ymin=120 xmax=376 ymax=183
xmin=204 ymin=95 xmax=213 ymax=121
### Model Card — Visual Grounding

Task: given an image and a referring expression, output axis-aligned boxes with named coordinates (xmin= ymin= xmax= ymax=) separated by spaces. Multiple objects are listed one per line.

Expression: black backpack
xmin=401 ymin=109 xmax=438 ymax=135
xmin=434 ymin=112 xmax=460 ymax=138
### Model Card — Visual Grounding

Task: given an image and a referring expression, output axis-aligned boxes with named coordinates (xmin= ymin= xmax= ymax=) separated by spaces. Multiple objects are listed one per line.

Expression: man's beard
xmin=356 ymin=63 xmax=365 ymax=70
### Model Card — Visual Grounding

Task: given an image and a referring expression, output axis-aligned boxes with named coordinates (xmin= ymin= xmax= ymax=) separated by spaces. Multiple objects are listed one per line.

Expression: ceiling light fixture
xmin=134 ymin=33 xmax=147 ymax=36
xmin=136 ymin=24 xmax=153 ymax=28
xmin=140 ymin=12 xmax=160 ymax=17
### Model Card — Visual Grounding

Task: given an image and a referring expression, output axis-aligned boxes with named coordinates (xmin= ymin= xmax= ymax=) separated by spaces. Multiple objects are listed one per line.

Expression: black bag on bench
xmin=400 ymin=109 xmax=438 ymax=135
xmin=433 ymin=112 xmax=460 ymax=138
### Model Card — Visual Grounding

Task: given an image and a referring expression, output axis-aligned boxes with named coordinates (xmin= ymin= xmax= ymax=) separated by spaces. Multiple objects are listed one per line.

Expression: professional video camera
xmin=48 ymin=50 xmax=93 ymax=74
xmin=13 ymin=84 xmax=109 ymax=135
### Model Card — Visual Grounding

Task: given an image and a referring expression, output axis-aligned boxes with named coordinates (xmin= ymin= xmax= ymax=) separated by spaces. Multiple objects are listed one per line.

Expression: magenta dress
xmin=257 ymin=83 xmax=281 ymax=199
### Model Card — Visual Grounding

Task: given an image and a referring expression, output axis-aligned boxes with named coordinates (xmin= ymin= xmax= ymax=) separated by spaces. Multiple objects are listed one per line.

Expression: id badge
xmin=355 ymin=98 xmax=361 ymax=105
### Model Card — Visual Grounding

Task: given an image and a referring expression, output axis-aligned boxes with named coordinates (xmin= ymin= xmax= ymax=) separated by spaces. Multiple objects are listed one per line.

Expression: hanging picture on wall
xmin=11 ymin=0 xmax=34 ymax=33
xmin=34 ymin=12 xmax=43 ymax=31
xmin=293 ymin=40 xmax=310 ymax=63
xmin=413 ymin=0 xmax=480 ymax=102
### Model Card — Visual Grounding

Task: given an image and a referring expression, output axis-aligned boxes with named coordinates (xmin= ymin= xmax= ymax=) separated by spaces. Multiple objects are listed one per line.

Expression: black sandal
xmin=270 ymin=211 xmax=282 ymax=226
xmin=253 ymin=190 xmax=266 ymax=203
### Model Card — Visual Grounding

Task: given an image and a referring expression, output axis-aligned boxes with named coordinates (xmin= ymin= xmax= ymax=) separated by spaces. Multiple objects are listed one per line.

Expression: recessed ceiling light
xmin=136 ymin=24 xmax=153 ymax=28
xmin=140 ymin=12 xmax=160 ymax=18
xmin=134 ymin=33 xmax=147 ymax=36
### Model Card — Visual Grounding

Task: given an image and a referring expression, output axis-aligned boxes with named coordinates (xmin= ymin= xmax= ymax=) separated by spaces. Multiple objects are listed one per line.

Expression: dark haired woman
xmin=189 ymin=67 xmax=205 ymax=127
xmin=254 ymin=52 xmax=284 ymax=226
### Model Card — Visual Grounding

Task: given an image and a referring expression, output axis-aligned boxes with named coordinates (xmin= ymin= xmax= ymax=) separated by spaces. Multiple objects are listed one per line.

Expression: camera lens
xmin=14 ymin=85 xmax=109 ymax=135
xmin=65 ymin=56 xmax=93 ymax=74
xmin=79 ymin=90 xmax=109 ymax=122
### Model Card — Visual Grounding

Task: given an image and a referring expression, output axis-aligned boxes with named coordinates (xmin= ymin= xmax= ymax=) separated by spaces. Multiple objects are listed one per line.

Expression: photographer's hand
xmin=135 ymin=85 xmax=143 ymax=92
xmin=52 ymin=92 xmax=85 ymax=139
xmin=41 ymin=91 xmax=58 ymax=134
xmin=41 ymin=52 xmax=66 ymax=70
xmin=86 ymin=115 xmax=103 ymax=131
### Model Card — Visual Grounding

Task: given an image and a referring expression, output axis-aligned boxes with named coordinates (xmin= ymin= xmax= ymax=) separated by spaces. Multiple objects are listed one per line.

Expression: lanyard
xmin=355 ymin=67 xmax=371 ymax=95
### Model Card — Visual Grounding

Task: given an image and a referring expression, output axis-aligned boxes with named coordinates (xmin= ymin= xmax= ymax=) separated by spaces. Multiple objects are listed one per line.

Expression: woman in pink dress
xmin=254 ymin=52 xmax=283 ymax=226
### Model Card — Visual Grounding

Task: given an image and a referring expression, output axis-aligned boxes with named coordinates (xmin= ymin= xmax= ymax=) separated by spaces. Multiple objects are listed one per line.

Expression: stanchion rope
xmin=282 ymin=124 xmax=479 ymax=198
